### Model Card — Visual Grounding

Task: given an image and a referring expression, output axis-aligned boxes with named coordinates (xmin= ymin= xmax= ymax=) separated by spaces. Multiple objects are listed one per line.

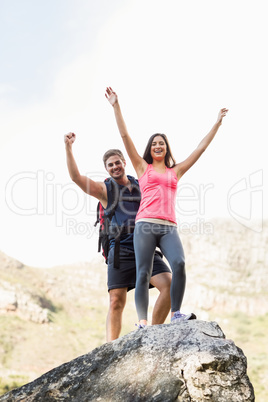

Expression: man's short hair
xmin=103 ymin=149 xmax=126 ymax=166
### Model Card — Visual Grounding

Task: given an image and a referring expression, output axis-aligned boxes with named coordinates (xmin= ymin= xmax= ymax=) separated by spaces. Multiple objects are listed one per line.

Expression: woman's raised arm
xmin=174 ymin=108 xmax=228 ymax=180
xmin=105 ymin=87 xmax=147 ymax=178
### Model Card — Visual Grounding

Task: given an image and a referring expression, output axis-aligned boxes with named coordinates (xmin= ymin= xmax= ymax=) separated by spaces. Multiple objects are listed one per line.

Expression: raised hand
xmin=105 ymin=87 xmax=118 ymax=107
xmin=64 ymin=132 xmax=76 ymax=146
xmin=217 ymin=108 xmax=229 ymax=125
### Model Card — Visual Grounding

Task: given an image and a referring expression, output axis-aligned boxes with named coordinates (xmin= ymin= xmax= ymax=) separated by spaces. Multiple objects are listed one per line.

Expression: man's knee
xmin=150 ymin=272 xmax=172 ymax=291
xmin=109 ymin=289 xmax=127 ymax=312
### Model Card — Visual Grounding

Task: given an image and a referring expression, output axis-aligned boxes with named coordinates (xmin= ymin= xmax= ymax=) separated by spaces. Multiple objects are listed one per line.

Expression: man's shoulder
xmin=127 ymin=175 xmax=139 ymax=186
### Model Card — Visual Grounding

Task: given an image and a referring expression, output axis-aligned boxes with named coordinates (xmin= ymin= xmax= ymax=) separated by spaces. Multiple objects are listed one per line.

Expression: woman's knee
xmin=136 ymin=268 xmax=151 ymax=286
xmin=171 ymin=258 xmax=185 ymax=277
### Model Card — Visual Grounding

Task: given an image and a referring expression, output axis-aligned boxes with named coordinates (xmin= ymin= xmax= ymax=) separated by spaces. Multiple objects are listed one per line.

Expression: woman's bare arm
xmin=173 ymin=108 xmax=228 ymax=180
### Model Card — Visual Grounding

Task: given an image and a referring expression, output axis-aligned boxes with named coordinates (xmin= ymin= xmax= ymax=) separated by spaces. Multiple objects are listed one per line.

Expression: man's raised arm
xmin=64 ymin=132 xmax=107 ymax=207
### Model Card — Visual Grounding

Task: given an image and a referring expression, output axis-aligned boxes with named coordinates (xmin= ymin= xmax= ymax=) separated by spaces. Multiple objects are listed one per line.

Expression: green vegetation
xmin=0 ymin=374 xmax=29 ymax=396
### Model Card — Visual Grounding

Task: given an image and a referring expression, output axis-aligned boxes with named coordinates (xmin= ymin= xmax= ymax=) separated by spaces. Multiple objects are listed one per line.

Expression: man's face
xmin=105 ymin=155 xmax=126 ymax=180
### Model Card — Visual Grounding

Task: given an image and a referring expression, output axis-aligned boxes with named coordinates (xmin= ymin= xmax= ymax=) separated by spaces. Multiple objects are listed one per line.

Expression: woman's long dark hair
xmin=143 ymin=133 xmax=176 ymax=168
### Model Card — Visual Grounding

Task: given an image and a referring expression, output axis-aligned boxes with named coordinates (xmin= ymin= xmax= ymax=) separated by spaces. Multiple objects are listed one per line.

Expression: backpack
xmin=94 ymin=177 xmax=163 ymax=268
xmin=94 ymin=177 xmax=139 ymax=268
xmin=94 ymin=178 xmax=119 ymax=264
xmin=94 ymin=201 xmax=109 ymax=262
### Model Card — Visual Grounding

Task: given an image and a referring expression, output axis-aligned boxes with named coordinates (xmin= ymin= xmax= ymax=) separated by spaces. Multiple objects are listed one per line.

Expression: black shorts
xmin=107 ymin=246 xmax=171 ymax=292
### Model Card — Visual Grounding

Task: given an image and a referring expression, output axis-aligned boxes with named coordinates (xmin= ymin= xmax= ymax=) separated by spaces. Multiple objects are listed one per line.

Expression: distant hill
xmin=0 ymin=218 xmax=267 ymax=399
xmin=181 ymin=218 xmax=268 ymax=317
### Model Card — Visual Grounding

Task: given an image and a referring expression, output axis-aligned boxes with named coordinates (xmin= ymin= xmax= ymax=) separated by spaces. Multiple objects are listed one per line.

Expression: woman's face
xmin=150 ymin=135 xmax=167 ymax=161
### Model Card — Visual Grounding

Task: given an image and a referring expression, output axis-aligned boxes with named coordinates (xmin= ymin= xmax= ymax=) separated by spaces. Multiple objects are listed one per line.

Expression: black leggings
xmin=134 ymin=221 xmax=186 ymax=321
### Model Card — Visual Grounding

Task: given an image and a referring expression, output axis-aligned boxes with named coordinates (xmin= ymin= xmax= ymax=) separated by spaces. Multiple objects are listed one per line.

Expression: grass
xmin=0 ymin=374 xmax=29 ymax=396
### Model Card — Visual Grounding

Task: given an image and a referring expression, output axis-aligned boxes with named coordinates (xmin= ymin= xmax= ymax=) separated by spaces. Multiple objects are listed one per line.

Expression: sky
xmin=0 ymin=0 xmax=267 ymax=267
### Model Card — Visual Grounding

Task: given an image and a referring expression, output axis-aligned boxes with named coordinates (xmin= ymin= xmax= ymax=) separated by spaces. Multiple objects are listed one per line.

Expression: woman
xmin=105 ymin=86 xmax=228 ymax=327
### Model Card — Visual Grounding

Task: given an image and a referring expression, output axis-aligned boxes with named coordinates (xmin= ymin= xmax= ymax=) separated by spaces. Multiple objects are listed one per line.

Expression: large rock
xmin=0 ymin=320 xmax=254 ymax=402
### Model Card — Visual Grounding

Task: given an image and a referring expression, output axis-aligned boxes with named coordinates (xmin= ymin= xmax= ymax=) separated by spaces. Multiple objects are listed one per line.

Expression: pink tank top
xmin=136 ymin=164 xmax=178 ymax=224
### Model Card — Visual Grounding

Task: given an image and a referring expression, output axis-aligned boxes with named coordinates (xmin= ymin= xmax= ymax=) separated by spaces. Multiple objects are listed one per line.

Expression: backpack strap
xmin=104 ymin=178 xmax=121 ymax=268
xmin=94 ymin=178 xmax=119 ymax=260
xmin=105 ymin=178 xmax=120 ymax=220
xmin=94 ymin=202 xmax=101 ymax=227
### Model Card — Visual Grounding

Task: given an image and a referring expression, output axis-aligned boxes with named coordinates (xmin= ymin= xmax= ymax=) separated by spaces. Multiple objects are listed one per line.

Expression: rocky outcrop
xmin=0 ymin=280 xmax=50 ymax=323
xmin=0 ymin=250 xmax=105 ymax=324
xmin=0 ymin=320 xmax=254 ymax=402
xmin=0 ymin=251 xmax=51 ymax=323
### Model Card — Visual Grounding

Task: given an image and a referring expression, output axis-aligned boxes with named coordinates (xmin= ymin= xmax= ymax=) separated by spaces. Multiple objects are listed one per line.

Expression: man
xmin=64 ymin=132 xmax=172 ymax=341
